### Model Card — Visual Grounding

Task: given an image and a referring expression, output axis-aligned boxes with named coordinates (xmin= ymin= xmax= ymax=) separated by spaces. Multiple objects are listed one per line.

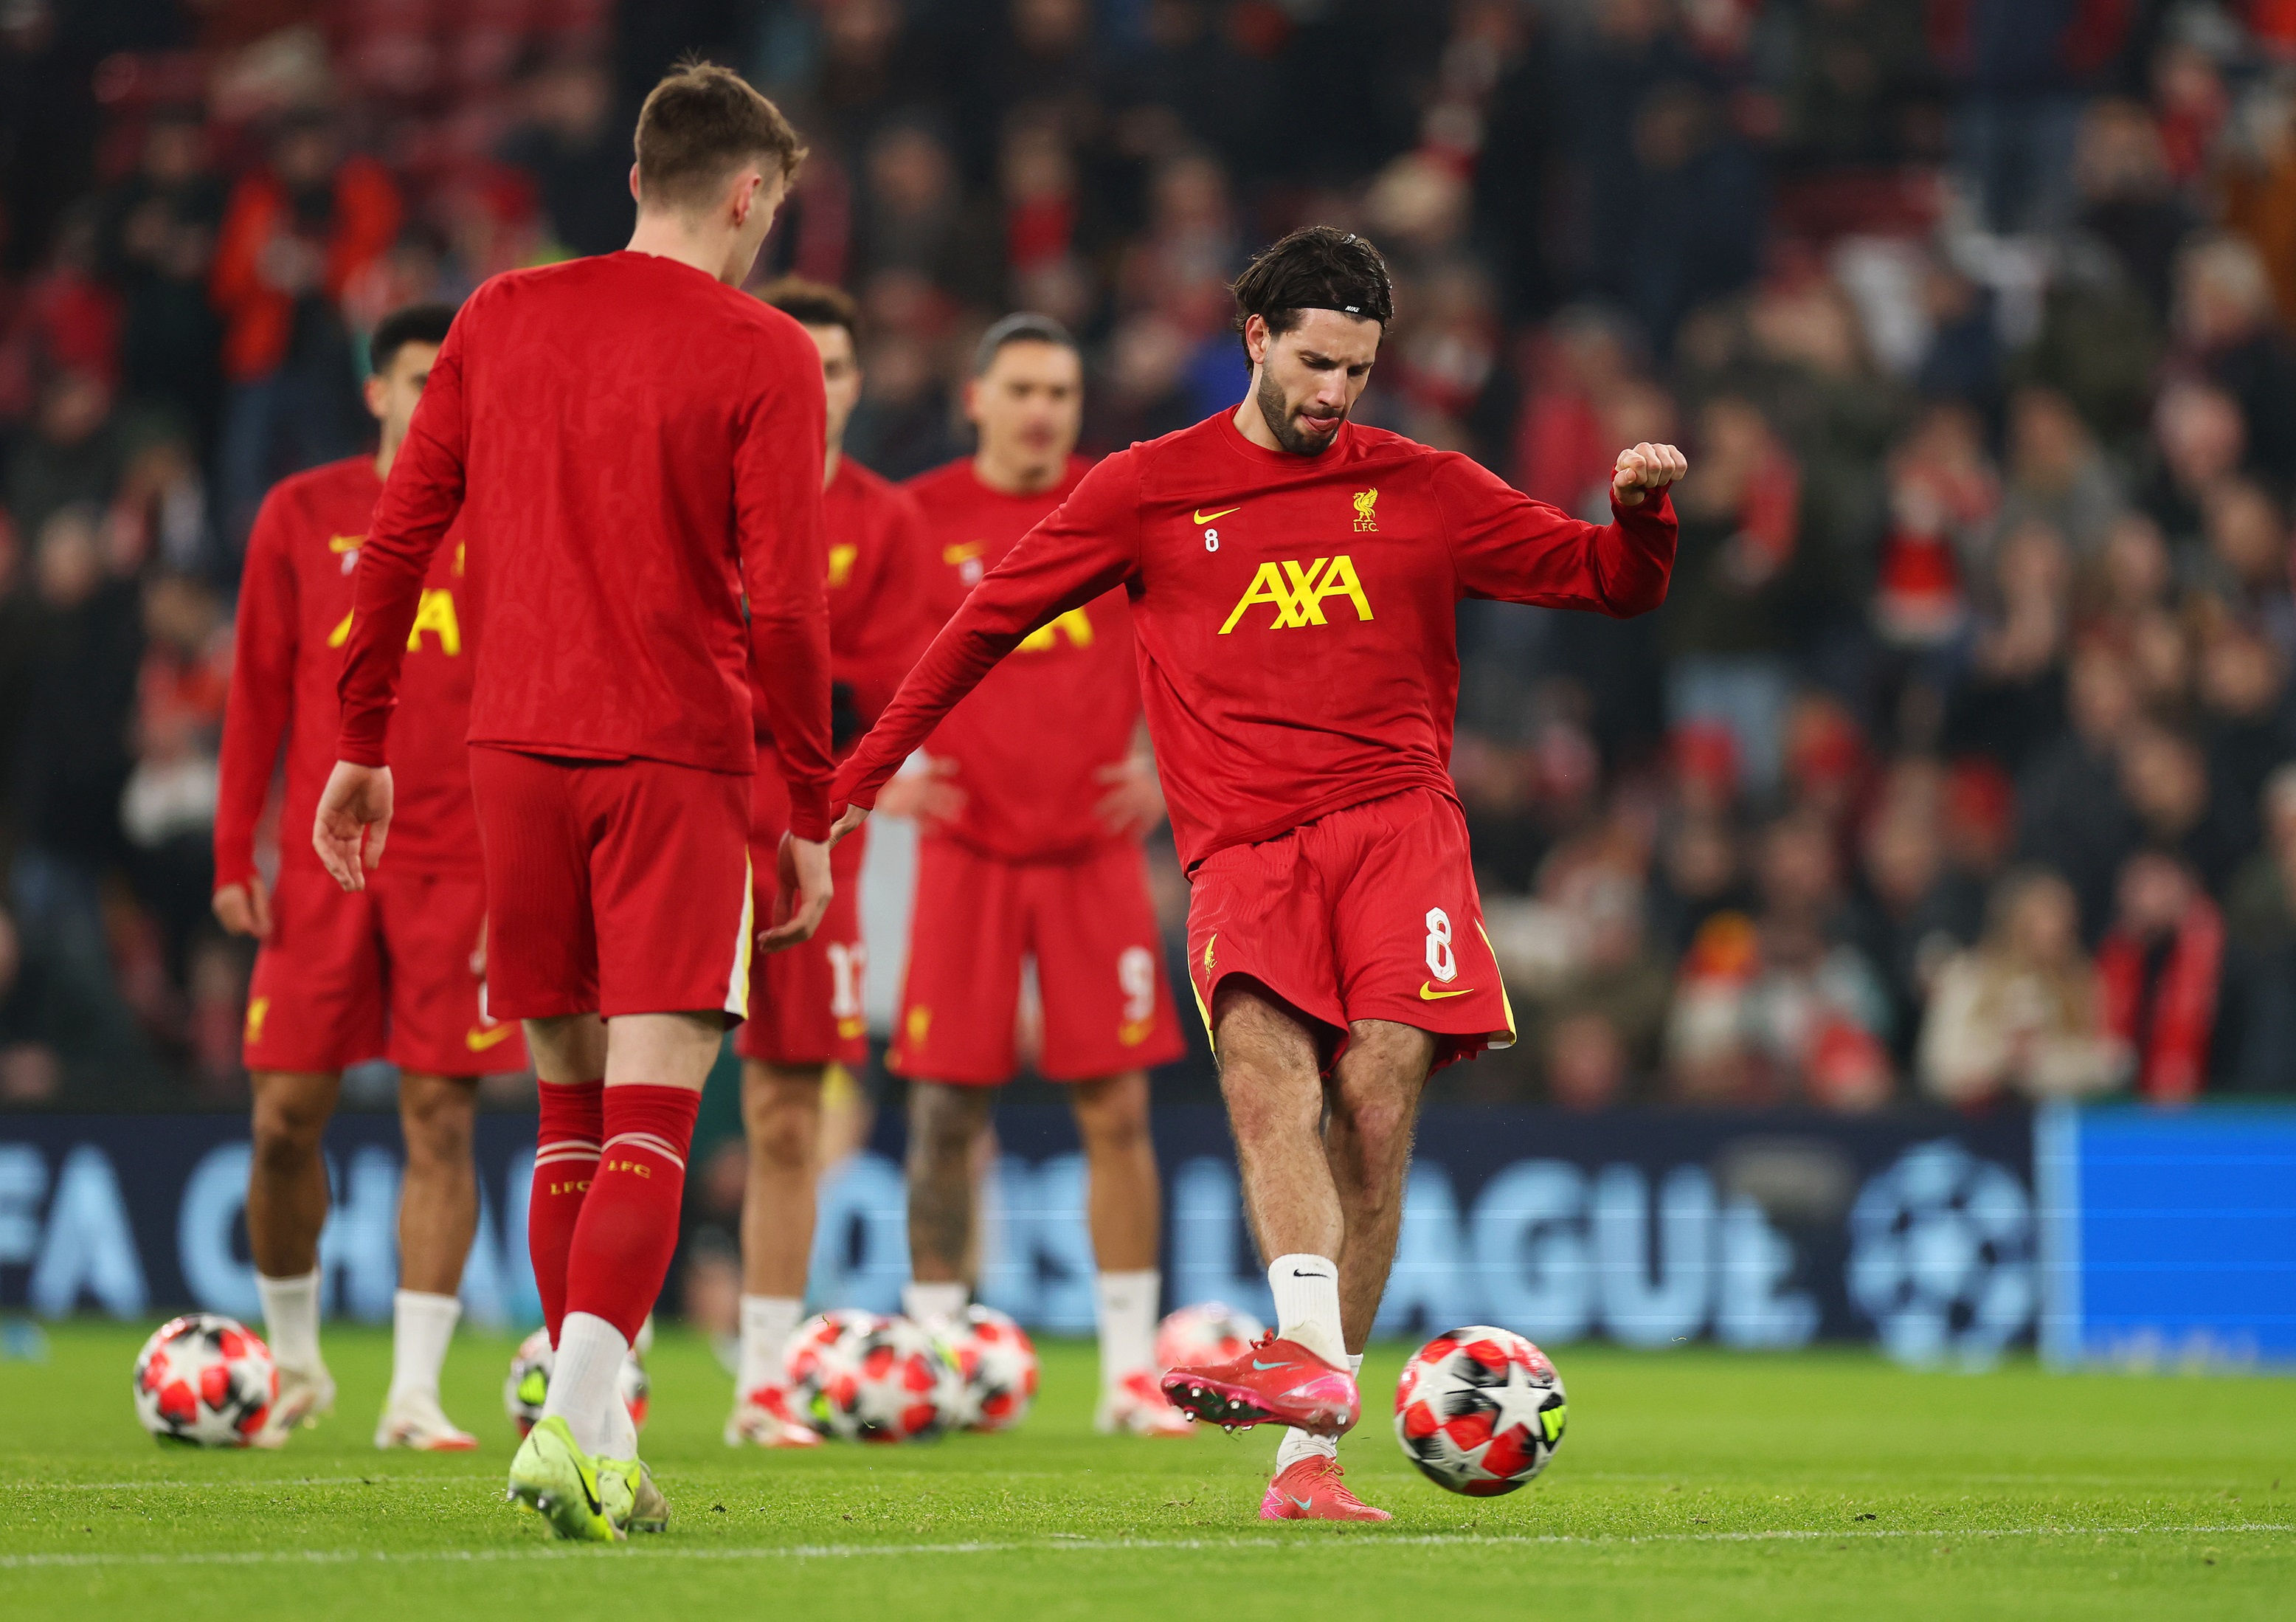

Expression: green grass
xmin=0 ymin=1323 xmax=2291 ymax=1619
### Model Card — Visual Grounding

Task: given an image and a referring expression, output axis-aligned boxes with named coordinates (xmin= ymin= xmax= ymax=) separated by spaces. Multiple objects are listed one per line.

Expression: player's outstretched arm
xmin=1439 ymin=441 xmax=1687 ymax=617
xmin=336 ymin=308 xmax=474 ymax=771
xmin=831 ymin=452 xmax=1146 ymax=821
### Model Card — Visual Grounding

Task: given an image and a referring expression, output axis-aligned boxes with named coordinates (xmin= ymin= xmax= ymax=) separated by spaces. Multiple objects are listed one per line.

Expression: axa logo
xmin=328 ymin=588 xmax=463 ymax=655
xmin=1017 ymin=606 xmax=1095 ymax=652
xmin=1219 ymin=556 xmax=1375 ymax=634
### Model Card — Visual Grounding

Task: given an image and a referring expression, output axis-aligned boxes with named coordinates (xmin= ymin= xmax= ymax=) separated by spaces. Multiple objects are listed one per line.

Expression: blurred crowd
xmin=5 ymin=0 xmax=2296 ymax=1114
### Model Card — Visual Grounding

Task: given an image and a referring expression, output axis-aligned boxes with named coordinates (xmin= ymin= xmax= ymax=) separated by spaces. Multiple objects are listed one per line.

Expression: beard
xmin=1254 ymin=368 xmax=1345 ymax=456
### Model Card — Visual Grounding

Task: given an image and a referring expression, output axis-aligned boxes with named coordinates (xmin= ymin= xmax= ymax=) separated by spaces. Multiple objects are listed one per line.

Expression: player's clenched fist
xmin=313 ymin=760 xmax=394 ymax=891
xmin=1611 ymin=441 xmax=1688 ymax=507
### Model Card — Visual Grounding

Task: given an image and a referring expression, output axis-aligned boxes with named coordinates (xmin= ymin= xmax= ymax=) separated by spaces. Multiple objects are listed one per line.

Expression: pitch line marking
xmin=13 ymin=1474 xmax=502 ymax=1492
xmin=0 ymin=1523 xmax=2289 ymax=1570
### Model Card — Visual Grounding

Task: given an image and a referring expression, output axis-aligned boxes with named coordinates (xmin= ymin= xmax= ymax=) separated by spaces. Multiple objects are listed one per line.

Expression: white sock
xmin=1266 ymin=1255 xmax=1344 ymax=1367
xmin=1273 ymin=1354 xmax=1361 ymax=1473
xmin=1095 ymin=1269 xmax=1160 ymax=1390
xmin=256 ymin=1270 xmax=322 ymax=1375
xmin=903 ymin=1280 xmax=968 ymax=1327
xmin=387 ymin=1290 xmax=460 ymax=1404
xmin=737 ymin=1295 xmax=804 ymax=1401
xmin=541 ymin=1311 xmax=629 ymax=1457
xmin=598 ymin=1368 xmax=639 ymax=1462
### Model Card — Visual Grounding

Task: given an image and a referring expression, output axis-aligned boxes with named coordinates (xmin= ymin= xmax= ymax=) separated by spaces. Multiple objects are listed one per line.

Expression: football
xmin=813 ymin=1314 xmax=962 ymax=1443
xmin=502 ymin=1327 xmax=651 ymax=1437
xmin=935 ymin=1305 xmax=1040 ymax=1431
xmin=1393 ymin=1326 xmax=1568 ymax=1496
xmin=131 ymin=1314 xmax=277 ymax=1447
xmin=781 ymin=1308 xmax=882 ymax=1410
xmin=1154 ymin=1301 xmax=1267 ymax=1374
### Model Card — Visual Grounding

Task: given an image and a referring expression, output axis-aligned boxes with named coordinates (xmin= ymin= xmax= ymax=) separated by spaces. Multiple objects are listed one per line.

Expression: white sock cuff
xmin=1349 ymin=1353 xmax=1363 ymax=1376
xmin=1096 ymin=1269 xmax=1161 ymax=1387
xmin=394 ymin=1289 xmax=462 ymax=1323
xmin=255 ymin=1269 xmax=323 ymax=1371
xmin=737 ymin=1295 xmax=805 ymax=1397
xmin=1276 ymin=1426 xmax=1339 ymax=1470
xmin=1267 ymin=1254 xmax=1345 ymax=1367
xmin=903 ymin=1280 xmax=969 ymax=1326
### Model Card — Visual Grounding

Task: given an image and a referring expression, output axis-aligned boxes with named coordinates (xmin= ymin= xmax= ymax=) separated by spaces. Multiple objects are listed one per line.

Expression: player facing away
xmin=831 ymin=229 xmax=1685 ymax=1519
xmin=215 ymin=302 xmax=530 ymax=1451
xmin=725 ymin=277 xmax=936 ymax=1449
xmin=891 ymin=314 xmax=1191 ymax=1437
xmin=316 ymin=66 xmax=837 ymax=1542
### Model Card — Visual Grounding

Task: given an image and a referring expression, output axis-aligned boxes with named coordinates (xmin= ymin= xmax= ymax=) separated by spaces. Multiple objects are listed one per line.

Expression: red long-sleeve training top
xmin=834 ymin=412 xmax=1677 ymax=872
xmin=215 ymin=456 xmax=480 ymax=888
xmin=335 ymin=251 xmax=835 ymax=838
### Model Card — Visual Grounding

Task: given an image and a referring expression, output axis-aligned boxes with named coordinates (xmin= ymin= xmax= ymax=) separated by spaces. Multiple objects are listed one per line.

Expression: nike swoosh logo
xmin=466 ymin=1025 xmax=514 ymax=1051
xmin=1420 ymin=983 xmax=1472 ymax=1000
xmin=1289 ymin=1496 xmax=1314 ymax=1511
xmin=1192 ymin=506 xmax=1242 ymax=525
xmin=573 ymin=1453 xmax=601 ymax=1516
xmin=1251 ymin=1359 xmax=1293 ymax=1370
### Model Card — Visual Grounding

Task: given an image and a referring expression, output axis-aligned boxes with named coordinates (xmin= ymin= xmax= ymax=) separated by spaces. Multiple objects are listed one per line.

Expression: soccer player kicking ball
xmin=726 ymin=278 xmax=936 ymax=1449
xmin=831 ymin=228 xmax=1684 ymax=1520
xmin=316 ymin=66 xmax=837 ymax=1542
xmin=893 ymin=315 xmax=1192 ymax=1438
xmin=214 ymin=303 xmax=528 ymax=1452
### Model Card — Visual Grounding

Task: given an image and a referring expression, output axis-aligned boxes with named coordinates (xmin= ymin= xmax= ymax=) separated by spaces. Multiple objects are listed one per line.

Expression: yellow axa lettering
xmin=327 ymin=588 xmax=463 ymax=655
xmin=1217 ymin=555 xmax=1375 ymax=634
xmin=1017 ymin=606 xmax=1096 ymax=652
xmin=828 ymin=543 xmax=858 ymax=589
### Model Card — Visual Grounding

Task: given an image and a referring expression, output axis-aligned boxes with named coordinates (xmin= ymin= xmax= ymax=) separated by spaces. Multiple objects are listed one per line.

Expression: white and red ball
xmin=1394 ymin=1326 xmax=1567 ymax=1496
xmin=781 ymin=1308 xmax=882 ymax=1409
xmin=502 ymin=1327 xmax=651 ymax=1437
xmin=1154 ymin=1301 xmax=1267 ymax=1374
xmin=814 ymin=1315 xmax=961 ymax=1443
xmin=935 ymin=1305 xmax=1040 ymax=1431
xmin=132 ymin=1314 xmax=277 ymax=1447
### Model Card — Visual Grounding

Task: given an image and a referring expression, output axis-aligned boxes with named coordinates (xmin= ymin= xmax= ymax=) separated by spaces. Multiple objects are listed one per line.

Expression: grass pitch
xmin=0 ymin=1323 xmax=2289 ymax=1620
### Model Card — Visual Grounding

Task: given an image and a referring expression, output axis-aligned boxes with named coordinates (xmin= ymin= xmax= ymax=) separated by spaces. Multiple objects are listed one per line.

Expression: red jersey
xmin=837 ymin=412 xmax=1676 ymax=871
xmin=751 ymin=454 xmax=936 ymax=753
xmin=336 ymin=252 xmax=836 ymax=838
xmin=904 ymin=455 xmax=1141 ymax=864
xmin=216 ymin=457 xmax=480 ymax=888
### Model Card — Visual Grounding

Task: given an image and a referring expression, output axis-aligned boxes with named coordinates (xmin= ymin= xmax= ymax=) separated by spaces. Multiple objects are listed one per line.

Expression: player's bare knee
xmin=251 ymin=1078 xmax=332 ymax=1166
xmin=753 ymin=1102 xmax=815 ymax=1175
xmin=398 ymin=1075 xmax=475 ymax=1158
xmin=1071 ymin=1071 xmax=1150 ymax=1153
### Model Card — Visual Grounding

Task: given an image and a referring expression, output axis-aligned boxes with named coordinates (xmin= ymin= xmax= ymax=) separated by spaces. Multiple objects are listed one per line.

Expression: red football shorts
xmin=468 ymin=745 xmax=753 ymax=1022
xmin=893 ymin=836 xmax=1186 ymax=1085
xmin=1184 ymin=785 xmax=1515 ymax=1074
xmin=243 ymin=865 xmax=526 ymax=1076
xmin=737 ymin=754 xmax=870 ymax=1068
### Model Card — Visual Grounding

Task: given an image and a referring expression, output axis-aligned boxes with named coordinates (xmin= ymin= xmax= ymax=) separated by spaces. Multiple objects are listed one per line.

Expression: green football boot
xmin=603 ymin=1456 xmax=669 ymax=1535
xmin=507 ymin=1415 xmax=620 ymax=1543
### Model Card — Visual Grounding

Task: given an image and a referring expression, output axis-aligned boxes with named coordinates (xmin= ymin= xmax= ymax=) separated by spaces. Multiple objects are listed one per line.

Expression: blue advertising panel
xmin=1 ymin=1105 xmax=2038 ymax=1363
xmin=2038 ymin=1103 xmax=2296 ymax=1368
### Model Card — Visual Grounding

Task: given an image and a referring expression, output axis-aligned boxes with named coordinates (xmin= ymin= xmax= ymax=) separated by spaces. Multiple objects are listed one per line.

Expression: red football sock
xmin=561 ymin=1084 xmax=701 ymax=1342
xmin=530 ymin=1080 xmax=603 ymax=1343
